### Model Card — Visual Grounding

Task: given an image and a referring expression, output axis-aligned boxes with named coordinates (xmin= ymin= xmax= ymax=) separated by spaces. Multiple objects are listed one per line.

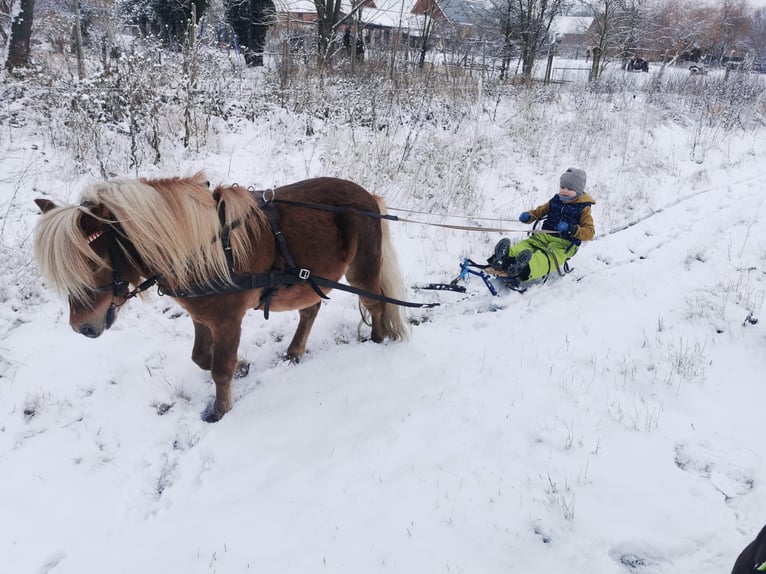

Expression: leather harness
xmin=96 ymin=191 xmax=436 ymax=316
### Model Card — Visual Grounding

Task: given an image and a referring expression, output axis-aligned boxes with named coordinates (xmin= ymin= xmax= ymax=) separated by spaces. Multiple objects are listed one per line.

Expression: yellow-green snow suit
xmin=508 ymin=192 xmax=596 ymax=282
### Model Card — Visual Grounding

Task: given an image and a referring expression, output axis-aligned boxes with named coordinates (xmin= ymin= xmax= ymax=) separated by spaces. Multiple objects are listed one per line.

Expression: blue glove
xmin=557 ymin=221 xmax=578 ymax=234
xmin=519 ymin=212 xmax=532 ymax=223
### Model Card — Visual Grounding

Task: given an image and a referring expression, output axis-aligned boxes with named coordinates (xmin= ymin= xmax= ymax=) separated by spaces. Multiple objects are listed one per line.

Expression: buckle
xmin=298 ymin=268 xmax=310 ymax=280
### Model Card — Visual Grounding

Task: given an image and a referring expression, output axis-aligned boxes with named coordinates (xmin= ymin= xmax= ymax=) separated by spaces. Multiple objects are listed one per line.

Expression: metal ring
xmin=262 ymin=187 xmax=275 ymax=203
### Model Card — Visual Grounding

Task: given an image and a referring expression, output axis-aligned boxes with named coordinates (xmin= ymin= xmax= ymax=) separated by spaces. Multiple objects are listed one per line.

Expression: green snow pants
xmin=507 ymin=233 xmax=578 ymax=282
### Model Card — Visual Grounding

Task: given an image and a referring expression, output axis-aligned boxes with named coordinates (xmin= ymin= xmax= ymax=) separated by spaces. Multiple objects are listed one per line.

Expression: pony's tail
xmin=375 ymin=196 xmax=410 ymax=341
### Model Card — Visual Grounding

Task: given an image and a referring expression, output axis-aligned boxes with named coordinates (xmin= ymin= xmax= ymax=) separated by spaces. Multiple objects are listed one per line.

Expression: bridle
xmin=84 ymin=224 xmax=158 ymax=310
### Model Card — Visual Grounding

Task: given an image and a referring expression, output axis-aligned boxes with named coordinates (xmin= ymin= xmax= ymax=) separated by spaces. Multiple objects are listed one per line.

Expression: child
xmin=490 ymin=167 xmax=596 ymax=285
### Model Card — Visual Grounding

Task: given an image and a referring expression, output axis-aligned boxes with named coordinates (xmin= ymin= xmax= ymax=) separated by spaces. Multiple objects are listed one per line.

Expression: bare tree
xmin=313 ymin=0 xmax=367 ymax=67
xmin=5 ymin=0 xmax=35 ymax=71
xmin=746 ymin=7 xmax=766 ymax=69
xmin=584 ymin=0 xmax=649 ymax=80
xmin=225 ymin=0 xmax=276 ymax=67
xmin=704 ymin=0 xmax=751 ymax=65
xmin=73 ymin=0 xmax=85 ymax=79
xmin=1 ymin=0 xmax=11 ymax=42
xmin=496 ymin=0 xmax=515 ymax=79
xmin=647 ymin=0 xmax=710 ymax=66
xmin=416 ymin=0 xmax=438 ymax=68
xmin=492 ymin=0 xmax=563 ymax=78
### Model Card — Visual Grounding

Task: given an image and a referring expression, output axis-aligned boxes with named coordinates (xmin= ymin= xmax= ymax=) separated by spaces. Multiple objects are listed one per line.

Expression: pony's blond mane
xmin=33 ymin=173 xmax=268 ymax=302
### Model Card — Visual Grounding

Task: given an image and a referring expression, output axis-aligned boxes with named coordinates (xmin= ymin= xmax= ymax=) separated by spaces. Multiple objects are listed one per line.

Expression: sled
xmin=415 ymin=258 xmax=525 ymax=296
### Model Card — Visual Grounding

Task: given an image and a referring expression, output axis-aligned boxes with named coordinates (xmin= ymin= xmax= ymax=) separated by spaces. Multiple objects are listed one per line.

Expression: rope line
xmin=387 ymin=206 xmax=523 ymax=222
xmin=390 ymin=174 xmax=766 ymax=238
xmin=395 ymin=216 xmax=554 ymax=234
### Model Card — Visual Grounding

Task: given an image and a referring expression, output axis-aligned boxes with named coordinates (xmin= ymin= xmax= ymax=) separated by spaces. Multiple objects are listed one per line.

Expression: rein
xmin=268 ymin=190 xmax=550 ymax=235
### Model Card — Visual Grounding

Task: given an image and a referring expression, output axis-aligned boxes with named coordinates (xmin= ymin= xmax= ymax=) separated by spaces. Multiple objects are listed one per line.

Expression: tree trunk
xmin=589 ymin=46 xmax=603 ymax=81
xmin=5 ymin=0 xmax=35 ymax=72
xmin=73 ymin=0 xmax=85 ymax=80
xmin=521 ymin=47 xmax=535 ymax=76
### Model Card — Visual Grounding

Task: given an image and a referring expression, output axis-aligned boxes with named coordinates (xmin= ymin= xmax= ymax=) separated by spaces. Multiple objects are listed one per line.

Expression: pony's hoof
xmin=201 ymin=405 xmax=224 ymax=423
xmin=234 ymin=360 xmax=250 ymax=379
xmin=283 ymin=354 xmax=301 ymax=364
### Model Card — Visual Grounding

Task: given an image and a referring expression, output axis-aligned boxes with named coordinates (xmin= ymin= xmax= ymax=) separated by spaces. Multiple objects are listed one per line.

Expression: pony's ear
xmin=34 ymin=198 xmax=58 ymax=213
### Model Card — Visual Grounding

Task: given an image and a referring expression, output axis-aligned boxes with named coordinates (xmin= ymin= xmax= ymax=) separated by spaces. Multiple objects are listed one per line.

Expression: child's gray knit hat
xmin=560 ymin=168 xmax=587 ymax=195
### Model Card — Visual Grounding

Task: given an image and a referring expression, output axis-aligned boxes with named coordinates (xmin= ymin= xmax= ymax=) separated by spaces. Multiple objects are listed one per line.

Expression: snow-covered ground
xmin=1 ymin=59 xmax=766 ymax=573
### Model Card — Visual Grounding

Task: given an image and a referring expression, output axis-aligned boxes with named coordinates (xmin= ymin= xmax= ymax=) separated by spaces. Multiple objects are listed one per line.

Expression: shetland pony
xmin=33 ymin=174 xmax=408 ymax=421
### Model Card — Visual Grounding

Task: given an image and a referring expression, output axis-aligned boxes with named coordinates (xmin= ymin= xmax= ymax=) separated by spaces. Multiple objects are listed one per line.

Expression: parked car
xmin=627 ymin=56 xmax=649 ymax=72
xmin=689 ymin=64 xmax=707 ymax=75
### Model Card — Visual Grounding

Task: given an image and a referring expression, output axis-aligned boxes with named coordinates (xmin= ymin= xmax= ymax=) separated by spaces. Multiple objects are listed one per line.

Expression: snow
xmin=1 ymin=57 xmax=766 ymax=574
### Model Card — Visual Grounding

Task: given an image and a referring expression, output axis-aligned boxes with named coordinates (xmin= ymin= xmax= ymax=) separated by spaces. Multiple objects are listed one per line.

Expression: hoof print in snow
xmin=154 ymin=402 xmax=173 ymax=416
xmin=23 ymin=406 xmax=37 ymax=422
xmin=533 ymin=526 xmax=551 ymax=544
xmin=619 ymin=554 xmax=646 ymax=570
xmin=673 ymin=441 xmax=755 ymax=500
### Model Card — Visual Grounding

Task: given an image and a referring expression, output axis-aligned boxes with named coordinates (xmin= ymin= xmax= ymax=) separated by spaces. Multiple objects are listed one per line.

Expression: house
xmin=548 ymin=15 xmax=593 ymax=58
xmin=356 ymin=0 xmax=424 ymax=48
xmin=270 ymin=0 xmax=495 ymax=56
xmin=271 ymin=0 xmax=424 ymax=53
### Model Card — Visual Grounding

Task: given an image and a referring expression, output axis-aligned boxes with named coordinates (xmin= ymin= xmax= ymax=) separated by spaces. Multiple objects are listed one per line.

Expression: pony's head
xmin=33 ymin=173 xmax=263 ymax=339
xmin=33 ymin=197 xmax=142 ymax=338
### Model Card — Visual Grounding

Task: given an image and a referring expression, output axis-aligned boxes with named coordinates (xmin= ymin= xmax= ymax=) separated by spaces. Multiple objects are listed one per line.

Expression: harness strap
xmin=217 ymin=200 xmax=235 ymax=271
xmin=158 ymin=266 xmax=437 ymax=309
xmin=106 ymin=225 xmax=131 ymax=300
xmin=258 ymin=201 xmax=328 ymax=318
xmin=159 ymin=195 xmax=437 ymax=311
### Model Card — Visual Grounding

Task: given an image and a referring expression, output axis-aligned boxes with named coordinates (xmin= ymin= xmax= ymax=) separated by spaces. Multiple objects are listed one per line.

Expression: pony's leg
xmin=193 ymin=318 xmax=249 ymax=377
xmin=191 ymin=320 xmax=213 ymax=371
xmin=207 ymin=318 xmax=244 ymax=423
xmin=361 ymin=296 xmax=387 ymax=343
xmin=345 ymin=263 xmax=385 ymax=342
xmin=346 ymin=206 xmax=408 ymax=342
xmin=285 ymin=302 xmax=321 ymax=362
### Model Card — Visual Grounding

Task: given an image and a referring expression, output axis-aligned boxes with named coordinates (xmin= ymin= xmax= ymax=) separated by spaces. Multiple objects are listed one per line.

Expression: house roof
xmin=549 ymin=15 xmax=593 ymax=37
xmin=437 ymin=0 xmax=491 ymax=25
xmin=275 ymin=0 xmax=426 ymax=31
xmin=274 ymin=0 xmax=353 ymax=14
xmin=411 ymin=0 xmax=491 ymax=25
xmin=362 ymin=0 xmax=423 ymax=30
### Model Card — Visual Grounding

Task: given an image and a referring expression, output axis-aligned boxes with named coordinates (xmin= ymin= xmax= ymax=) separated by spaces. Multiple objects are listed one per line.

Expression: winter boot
xmin=490 ymin=238 xmax=511 ymax=271
xmin=504 ymin=249 xmax=533 ymax=278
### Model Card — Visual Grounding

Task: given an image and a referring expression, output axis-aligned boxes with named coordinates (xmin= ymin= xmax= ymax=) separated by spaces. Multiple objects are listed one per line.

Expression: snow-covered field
xmin=1 ymin=55 xmax=766 ymax=573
